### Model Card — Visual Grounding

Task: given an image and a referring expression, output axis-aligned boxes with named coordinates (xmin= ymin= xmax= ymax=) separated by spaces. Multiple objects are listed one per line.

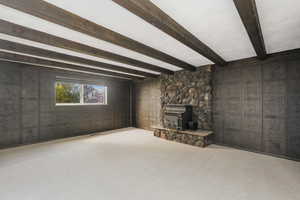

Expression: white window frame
xmin=55 ymin=81 xmax=108 ymax=106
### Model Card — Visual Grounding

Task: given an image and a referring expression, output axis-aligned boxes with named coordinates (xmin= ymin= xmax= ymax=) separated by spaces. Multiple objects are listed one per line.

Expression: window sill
xmin=55 ymin=103 xmax=108 ymax=106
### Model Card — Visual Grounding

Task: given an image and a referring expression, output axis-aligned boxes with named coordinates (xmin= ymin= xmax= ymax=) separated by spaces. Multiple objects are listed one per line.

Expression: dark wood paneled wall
xmin=0 ymin=60 xmax=131 ymax=149
xmin=134 ymin=78 xmax=161 ymax=130
xmin=213 ymin=51 xmax=300 ymax=159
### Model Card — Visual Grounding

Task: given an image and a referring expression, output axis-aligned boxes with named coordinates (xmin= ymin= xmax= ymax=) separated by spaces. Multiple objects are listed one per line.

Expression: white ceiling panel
xmin=151 ymin=0 xmax=256 ymax=61
xmin=44 ymin=0 xmax=213 ymax=66
xmin=0 ymin=33 xmax=160 ymax=75
xmin=0 ymin=57 xmax=131 ymax=79
xmin=0 ymin=4 xmax=182 ymax=72
xmin=0 ymin=48 xmax=145 ymax=77
xmin=256 ymin=0 xmax=300 ymax=53
xmin=1 ymin=0 xmax=298 ymax=70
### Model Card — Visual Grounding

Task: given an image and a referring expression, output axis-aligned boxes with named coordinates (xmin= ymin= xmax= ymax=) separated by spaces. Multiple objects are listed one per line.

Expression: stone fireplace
xmin=134 ymin=65 xmax=212 ymax=131
xmin=135 ymin=66 xmax=214 ymax=147
xmin=161 ymin=66 xmax=212 ymax=130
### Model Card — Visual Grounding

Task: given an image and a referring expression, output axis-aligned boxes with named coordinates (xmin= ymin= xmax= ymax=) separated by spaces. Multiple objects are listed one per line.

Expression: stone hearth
xmin=153 ymin=126 xmax=213 ymax=148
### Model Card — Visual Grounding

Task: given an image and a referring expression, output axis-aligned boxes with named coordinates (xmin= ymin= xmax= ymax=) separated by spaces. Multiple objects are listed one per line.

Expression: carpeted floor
xmin=0 ymin=128 xmax=299 ymax=200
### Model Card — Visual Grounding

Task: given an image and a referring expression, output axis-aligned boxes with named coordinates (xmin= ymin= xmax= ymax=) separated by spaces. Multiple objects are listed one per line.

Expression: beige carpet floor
xmin=0 ymin=128 xmax=299 ymax=200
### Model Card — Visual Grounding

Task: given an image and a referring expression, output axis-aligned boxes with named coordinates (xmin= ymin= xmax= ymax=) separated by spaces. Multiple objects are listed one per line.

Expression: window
xmin=55 ymin=82 xmax=81 ymax=104
xmin=55 ymin=81 xmax=107 ymax=105
xmin=84 ymin=85 xmax=106 ymax=104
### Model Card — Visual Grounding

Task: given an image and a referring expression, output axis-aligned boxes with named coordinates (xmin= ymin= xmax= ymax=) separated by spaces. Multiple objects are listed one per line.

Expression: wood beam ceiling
xmin=0 ymin=0 xmax=196 ymax=71
xmin=112 ymin=0 xmax=227 ymax=66
xmin=0 ymin=19 xmax=173 ymax=75
xmin=233 ymin=0 xmax=267 ymax=59
xmin=0 ymin=51 xmax=144 ymax=80
xmin=0 ymin=39 xmax=158 ymax=78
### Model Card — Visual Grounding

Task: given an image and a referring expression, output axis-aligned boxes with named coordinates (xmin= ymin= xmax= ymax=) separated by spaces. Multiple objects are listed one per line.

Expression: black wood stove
xmin=164 ymin=104 xmax=192 ymax=130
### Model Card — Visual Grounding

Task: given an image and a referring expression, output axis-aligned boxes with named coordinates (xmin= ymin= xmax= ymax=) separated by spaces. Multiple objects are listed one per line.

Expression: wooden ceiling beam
xmin=112 ymin=0 xmax=227 ymax=66
xmin=233 ymin=0 xmax=267 ymax=59
xmin=0 ymin=19 xmax=174 ymax=75
xmin=0 ymin=51 xmax=144 ymax=80
xmin=0 ymin=39 xmax=158 ymax=78
xmin=0 ymin=0 xmax=195 ymax=71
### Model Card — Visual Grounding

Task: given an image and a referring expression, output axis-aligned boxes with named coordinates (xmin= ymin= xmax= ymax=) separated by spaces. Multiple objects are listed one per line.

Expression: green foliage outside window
xmin=56 ymin=82 xmax=81 ymax=104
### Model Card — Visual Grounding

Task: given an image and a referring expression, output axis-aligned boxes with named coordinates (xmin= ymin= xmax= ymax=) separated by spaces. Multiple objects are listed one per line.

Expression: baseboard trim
xmin=213 ymin=142 xmax=300 ymax=162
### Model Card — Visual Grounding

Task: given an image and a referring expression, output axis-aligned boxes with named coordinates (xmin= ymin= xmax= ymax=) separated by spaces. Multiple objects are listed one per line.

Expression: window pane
xmin=56 ymin=82 xmax=81 ymax=104
xmin=84 ymin=85 xmax=106 ymax=104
